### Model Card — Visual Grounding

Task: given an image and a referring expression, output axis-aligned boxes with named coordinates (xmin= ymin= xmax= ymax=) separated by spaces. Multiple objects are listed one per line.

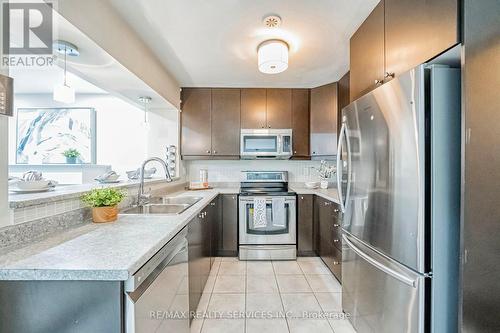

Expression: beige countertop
xmin=289 ymin=185 xmax=340 ymax=204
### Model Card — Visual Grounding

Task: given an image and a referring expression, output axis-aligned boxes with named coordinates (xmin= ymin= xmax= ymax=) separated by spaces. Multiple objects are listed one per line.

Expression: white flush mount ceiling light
xmin=258 ymin=39 xmax=289 ymax=74
xmin=258 ymin=15 xmax=289 ymax=74
xmin=53 ymin=40 xmax=79 ymax=104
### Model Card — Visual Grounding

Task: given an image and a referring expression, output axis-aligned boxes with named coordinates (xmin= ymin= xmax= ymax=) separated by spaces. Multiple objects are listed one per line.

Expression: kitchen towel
xmin=253 ymin=197 xmax=267 ymax=229
xmin=272 ymin=197 xmax=286 ymax=227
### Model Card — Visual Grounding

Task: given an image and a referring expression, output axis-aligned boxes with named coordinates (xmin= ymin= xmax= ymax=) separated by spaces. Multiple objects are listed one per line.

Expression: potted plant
xmin=81 ymin=188 xmax=126 ymax=223
xmin=63 ymin=148 xmax=80 ymax=164
xmin=315 ymin=160 xmax=336 ymax=189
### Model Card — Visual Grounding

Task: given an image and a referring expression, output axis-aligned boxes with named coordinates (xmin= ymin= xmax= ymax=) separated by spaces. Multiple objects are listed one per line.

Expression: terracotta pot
xmin=92 ymin=206 xmax=118 ymax=223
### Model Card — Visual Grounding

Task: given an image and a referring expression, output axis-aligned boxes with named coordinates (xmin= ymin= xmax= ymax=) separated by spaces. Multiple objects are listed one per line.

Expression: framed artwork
xmin=16 ymin=107 xmax=96 ymax=164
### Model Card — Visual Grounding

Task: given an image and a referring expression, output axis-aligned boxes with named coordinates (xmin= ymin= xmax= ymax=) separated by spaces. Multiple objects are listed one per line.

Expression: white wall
xmin=0 ymin=2 xmax=10 ymax=227
xmin=56 ymin=0 xmax=180 ymax=109
xmin=185 ymin=160 xmax=326 ymax=183
xmin=8 ymin=94 xmax=179 ymax=179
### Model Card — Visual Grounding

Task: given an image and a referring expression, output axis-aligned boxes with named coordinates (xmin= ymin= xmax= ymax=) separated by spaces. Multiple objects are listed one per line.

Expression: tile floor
xmin=191 ymin=256 xmax=356 ymax=333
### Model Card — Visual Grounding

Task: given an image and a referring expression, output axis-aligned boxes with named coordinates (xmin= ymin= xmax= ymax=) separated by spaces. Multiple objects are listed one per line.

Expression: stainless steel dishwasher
xmin=125 ymin=228 xmax=189 ymax=333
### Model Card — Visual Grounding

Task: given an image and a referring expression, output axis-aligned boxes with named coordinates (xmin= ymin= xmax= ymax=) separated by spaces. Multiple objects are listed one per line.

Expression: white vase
xmin=320 ymin=180 xmax=329 ymax=189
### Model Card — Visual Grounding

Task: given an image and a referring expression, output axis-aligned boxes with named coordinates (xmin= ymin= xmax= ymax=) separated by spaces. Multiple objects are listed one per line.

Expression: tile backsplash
xmin=184 ymin=159 xmax=334 ymax=183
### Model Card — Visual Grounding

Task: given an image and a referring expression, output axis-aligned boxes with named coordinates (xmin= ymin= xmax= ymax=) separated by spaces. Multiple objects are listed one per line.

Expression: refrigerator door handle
xmin=336 ymin=122 xmax=346 ymax=211
xmin=343 ymin=234 xmax=418 ymax=288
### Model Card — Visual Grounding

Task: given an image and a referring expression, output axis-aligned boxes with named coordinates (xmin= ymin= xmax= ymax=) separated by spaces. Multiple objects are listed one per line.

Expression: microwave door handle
xmin=277 ymin=135 xmax=282 ymax=154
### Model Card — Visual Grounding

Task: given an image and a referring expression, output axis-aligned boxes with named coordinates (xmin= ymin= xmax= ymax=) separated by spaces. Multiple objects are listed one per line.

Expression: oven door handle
xmin=239 ymin=197 xmax=296 ymax=203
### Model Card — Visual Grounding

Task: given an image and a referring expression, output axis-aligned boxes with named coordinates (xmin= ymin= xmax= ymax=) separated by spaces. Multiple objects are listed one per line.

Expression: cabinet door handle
xmin=232 ymin=196 xmax=236 ymax=200
xmin=210 ymin=202 xmax=216 ymax=206
xmin=333 ymin=239 xmax=339 ymax=243
xmin=212 ymin=150 xmax=217 ymax=154
xmin=333 ymin=261 xmax=340 ymax=265
xmin=294 ymin=151 xmax=297 ymax=154
xmin=333 ymin=224 xmax=340 ymax=228
xmin=324 ymin=202 xmax=331 ymax=206
xmin=206 ymin=150 xmax=211 ymax=154
xmin=268 ymin=125 xmax=271 ymax=128
xmin=374 ymin=79 xmax=383 ymax=85
xmin=300 ymin=196 xmax=304 ymax=200
xmin=384 ymin=72 xmax=395 ymax=79
xmin=333 ymin=208 xmax=339 ymax=213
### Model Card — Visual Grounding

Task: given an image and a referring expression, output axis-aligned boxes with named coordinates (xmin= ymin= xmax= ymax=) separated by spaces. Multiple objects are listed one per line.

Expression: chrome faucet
xmin=137 ymin=157 xmax=172 ymax=205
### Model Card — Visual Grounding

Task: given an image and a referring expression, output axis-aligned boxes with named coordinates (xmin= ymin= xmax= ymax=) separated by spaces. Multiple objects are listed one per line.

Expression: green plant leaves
xmin=81 ymin=188 xmax=126 ymax=208
xmin=62 ymin=148 xmax=81 ymax=158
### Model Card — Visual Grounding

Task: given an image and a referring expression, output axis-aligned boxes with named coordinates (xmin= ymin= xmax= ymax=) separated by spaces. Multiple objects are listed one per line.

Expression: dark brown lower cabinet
xmin=297 ymin=195 xmax=315 ymax=256
xmin=187 ymin=214 xmax=203 ymax=319
xmin=208 ymin=197 xmax=221 ymax=267
xmin=188 ymin=194 xmax=239 ymax=318
xmin=219 ymin=195 xmax=238 ymax=256
xmin=188 ymin=202 xmax=215 ymax=319
xmin=315 ymin=196 xmax=342 ymax=282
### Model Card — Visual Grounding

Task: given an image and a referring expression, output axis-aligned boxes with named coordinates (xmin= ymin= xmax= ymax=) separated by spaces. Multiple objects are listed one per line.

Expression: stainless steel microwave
xmin=240 ymin=129 xmax=292 ymax=159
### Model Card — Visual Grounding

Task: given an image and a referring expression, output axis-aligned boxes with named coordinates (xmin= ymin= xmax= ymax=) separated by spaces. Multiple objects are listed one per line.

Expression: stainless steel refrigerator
xmin=337 ymin=64 xmax=461 ymax=333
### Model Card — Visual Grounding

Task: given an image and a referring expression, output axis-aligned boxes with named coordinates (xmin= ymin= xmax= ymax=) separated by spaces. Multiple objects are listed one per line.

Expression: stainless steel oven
xmin=238 ymin=171 xmax=296 ymax=260
xmin=240 ymin=129 xmax=292 ymax=159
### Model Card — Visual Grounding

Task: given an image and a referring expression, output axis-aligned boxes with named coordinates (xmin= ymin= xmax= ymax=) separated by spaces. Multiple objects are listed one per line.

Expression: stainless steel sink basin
xmin=120 ymin=204 xmax=190 ymax=215
xmin=161 ymin=196 xmax=202 ymax=205
xmin=120 ymin=195 xmax=203 ymax=216
xmin=148 ymin=196 xmax=202 ymax=206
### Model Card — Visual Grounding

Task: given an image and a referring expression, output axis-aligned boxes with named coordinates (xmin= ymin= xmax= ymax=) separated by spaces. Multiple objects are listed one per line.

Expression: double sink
xmin=120 ymin=196 xmax=202 ymax=216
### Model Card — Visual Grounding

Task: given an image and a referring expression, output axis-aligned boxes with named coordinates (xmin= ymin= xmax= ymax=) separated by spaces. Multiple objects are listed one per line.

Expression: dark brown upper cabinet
xmin=291 ymin=89 xmax=310 ymax=158
xmin=266 ymin=88 xmax=292 ymax=129
xmin=241 ymin=88 xmax=292 ymax=129
xmin=181 ymin=88 xmax=240 ymax=159
xmin=310 ymin=83 xmax=338 ymax=158
xmin=181 ymin=88 xmax=212 ymax=156
xmin=350 ymin=0 xmax=460 ymax=101
xmin=350 ymin=1 xmax=385 ymax=102
xmin=384 ymin=0 xmax=460 ymax=78
xmin=211 ymin=89 xmax=241 ymax=156
xmin=241 ymin=88 xmax=266 ymax=129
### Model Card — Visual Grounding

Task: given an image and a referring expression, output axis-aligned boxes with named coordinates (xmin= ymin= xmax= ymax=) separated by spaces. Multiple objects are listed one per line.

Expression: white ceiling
xmin=10 ymin=67 xmax=106 ymax=94
xmin=110 ymin=0 xmax=379 ymax=88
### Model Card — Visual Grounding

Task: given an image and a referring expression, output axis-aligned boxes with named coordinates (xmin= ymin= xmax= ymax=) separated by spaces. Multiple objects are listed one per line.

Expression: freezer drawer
xmin=342 ymin=233 xmax=426 ymax=333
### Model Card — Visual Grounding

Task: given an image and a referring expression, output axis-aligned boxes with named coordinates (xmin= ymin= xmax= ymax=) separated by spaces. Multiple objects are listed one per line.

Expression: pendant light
xmin=138 ymin=96 xmax=152 ymax=128
xmin=53 ymin=40 xmax=79 ymax=104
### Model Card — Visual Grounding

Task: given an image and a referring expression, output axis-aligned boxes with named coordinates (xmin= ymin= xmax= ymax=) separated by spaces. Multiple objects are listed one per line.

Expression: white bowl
xmin=16 ymin=180 xmax=51 ymax=190
xmin=106 ymin=173 xmax=120 ymax=181
xmin=305 ymin=181 xmax=320 ymax=189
